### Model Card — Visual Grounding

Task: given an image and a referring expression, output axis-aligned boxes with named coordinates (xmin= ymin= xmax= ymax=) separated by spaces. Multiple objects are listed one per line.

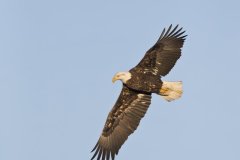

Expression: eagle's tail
xmin=159 ymin=81 xmax=183 ymax=102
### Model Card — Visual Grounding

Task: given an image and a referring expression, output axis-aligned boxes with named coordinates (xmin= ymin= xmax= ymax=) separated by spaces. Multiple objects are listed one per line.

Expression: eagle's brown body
xmin=127 ymin=71 xmax=162 ymax=93
xmin=91 ymin=25 xmax=187 ymax=160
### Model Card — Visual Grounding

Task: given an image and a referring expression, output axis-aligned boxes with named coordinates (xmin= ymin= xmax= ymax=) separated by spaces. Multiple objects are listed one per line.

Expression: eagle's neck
xmin=121 ymin=72 xmax=132 ymax=83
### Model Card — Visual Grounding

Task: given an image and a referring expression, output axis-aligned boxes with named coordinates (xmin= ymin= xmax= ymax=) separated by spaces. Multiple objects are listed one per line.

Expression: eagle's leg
xmin=159 ymin=81 xmax=183 ymax=102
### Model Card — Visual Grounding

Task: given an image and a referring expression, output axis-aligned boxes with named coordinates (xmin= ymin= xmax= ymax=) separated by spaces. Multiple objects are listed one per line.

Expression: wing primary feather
xmin=116 ymin=149 xmax=119 ymax=155
xmin=91 ymin=142 xmax=99 ymax=152
xmin=109 ymin=135 xmax=115 ymax=155
xmin=168 ymin=25 xmax=179 ymax=37
xmin=164 ymin=24 xmax=173 ymax=37
xmin=179 ymin=35 xmax=188 ymax=39
xmin=170 ymin=27 xmax=183 ymax=37
xmin=112 ymin=132 xmax=121 ymax=150
xmin=106 ymin=136 xmax=110 ymax=151
xmin=97 ymin=147 xmax=103 ymax=160
xmin=111 ymin=151 xmax=115 ymax=160
xmin=91 ymin=145 xmax=100 ymax=160
xmin=159 ymin=28 xmax=166 ymax=40
xmin=102 ymin=149 xmax=106 ymax=160
xmin=106 ymin=151 xmax=110 ymax=160
xmin=175 ymin=31 xmax=186 ymax=38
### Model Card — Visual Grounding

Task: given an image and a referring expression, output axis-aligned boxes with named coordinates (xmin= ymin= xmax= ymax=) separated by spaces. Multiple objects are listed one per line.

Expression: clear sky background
xmin=0 ymin=0 xmax=240 ymax=160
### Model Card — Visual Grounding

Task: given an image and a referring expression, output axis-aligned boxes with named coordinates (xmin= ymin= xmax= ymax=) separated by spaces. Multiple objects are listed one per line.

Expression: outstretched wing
xmin=91 ymin=85 xmax=152 ymax=160
xmin=131 ymin=24 xmax=187 ymax=76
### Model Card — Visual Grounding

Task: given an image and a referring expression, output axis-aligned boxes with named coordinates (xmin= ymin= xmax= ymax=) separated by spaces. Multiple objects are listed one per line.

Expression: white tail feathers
xmin=159 ymin=81 xmax=183 ymax=102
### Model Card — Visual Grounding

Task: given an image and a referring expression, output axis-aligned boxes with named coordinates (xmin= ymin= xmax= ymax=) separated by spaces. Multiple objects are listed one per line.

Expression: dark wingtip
xmin=168 ymin=25 xmax=179 ymax=37
xmin=101 ymin=149 xmax=106 ymax=160
xmin=159 ymin=28 xmax=166 ymax=40
xmin=111 ymin=151 xmax=115 ymax=160
xmin=180 ymin=35 xmax=188 ymax=40
xmin=97 ymin=147 xmax=103 ymax=160
xmin=91 ymin=145 xmax=100 ymax=160
xmin=158 ymin=24 xmax=187 ymax=41
xmin=164 ymin=24 xmax=173 ymax=37
xmin=91 ymin=142 xmax=99 ymax=152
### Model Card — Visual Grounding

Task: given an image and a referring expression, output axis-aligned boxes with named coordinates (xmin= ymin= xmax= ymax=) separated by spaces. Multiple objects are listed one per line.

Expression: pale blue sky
xmin=0 ymin=0 xmax=240 ymax=160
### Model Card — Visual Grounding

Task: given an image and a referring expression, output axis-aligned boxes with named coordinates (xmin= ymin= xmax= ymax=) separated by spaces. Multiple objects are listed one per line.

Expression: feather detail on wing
xmin=91 ymin=85 xmax=152 ymax=160
xmin=131 ymin=24 xmax=187 ymax=76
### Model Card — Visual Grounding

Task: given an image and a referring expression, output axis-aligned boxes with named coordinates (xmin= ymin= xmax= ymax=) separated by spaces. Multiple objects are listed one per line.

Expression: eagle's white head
xmin=112 ymin=71 xmax=132 ymax=84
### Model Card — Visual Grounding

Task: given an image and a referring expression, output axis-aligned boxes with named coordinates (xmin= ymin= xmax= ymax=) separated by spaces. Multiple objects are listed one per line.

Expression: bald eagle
xmin=91 ymin=25 xmax=187 ymax=160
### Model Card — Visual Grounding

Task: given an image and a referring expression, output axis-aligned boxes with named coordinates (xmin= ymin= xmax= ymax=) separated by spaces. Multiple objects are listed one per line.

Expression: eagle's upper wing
xmin=91 ymin=85 xmax=152 ymax=160
xmin=131 ymin=25 xmax=187 ymax=76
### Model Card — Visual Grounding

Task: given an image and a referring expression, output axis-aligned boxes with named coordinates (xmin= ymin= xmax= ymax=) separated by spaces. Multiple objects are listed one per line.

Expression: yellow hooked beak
xmin=112 ymin=76 xmax=119 ymax=83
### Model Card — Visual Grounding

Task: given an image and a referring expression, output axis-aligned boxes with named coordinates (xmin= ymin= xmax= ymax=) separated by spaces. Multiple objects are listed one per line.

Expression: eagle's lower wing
xmin=131 ymin=25 xmax=187 ymax=76
xmin=91 ymin=85 xmax=152 ymax=160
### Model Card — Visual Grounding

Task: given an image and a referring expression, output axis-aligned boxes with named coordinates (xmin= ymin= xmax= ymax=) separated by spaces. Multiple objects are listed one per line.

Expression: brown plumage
xmin=91 ymin=85 xmax=151 ymax=160
xmin=91 ymin=25 xmax=187 ymax=160
xmin=131 ymin=24 xmax=186 ymax=77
